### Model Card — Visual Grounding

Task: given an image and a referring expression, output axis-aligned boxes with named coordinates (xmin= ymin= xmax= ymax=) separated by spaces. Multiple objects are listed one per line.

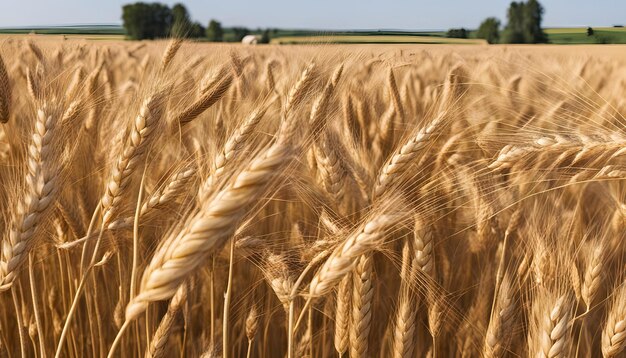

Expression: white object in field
xmin=242 ymin=35 xmax=258 ymax=45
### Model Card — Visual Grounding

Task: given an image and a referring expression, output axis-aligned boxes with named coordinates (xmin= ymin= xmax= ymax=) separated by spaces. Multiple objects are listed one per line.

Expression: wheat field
xmin=0 ymin=37 xmax=625 ymax=357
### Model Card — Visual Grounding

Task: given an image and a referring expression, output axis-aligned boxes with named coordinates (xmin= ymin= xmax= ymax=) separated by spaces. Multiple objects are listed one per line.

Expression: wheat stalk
xmin=265 ymin=61 xmax=276 ymax=93
xmin=197 ymin=104 xmax=270 ymax=199
xmin=100 ymin=91 xmax=168 ymax=225
xmin=146 ymin=283 xmax=187 ymax=358
xmin=66 ymin=65 xmax=86 ymax=101
xmin=581 ymin=243 xmax=605 ymax=312
xmin=172 ymin=74 xmax=233 ymax=128
xmin=489 ymin=135 xmax=626 ymax=173
xmin=139 ymin=163 xmax=197 ymax=219
xmin=26 ymin=67 xmax=40 ymax=100
xmin=0 ymin=52 xmax=10 ymax=123
xmin=529 ymin=290 xmax=574 ymax=358
xmin=125 ymin=107 xmax=302 ymax=320
xmin=603 ymin=282 xmax=626 ymax=357
xmin=392 ymin=241 xmax=417 ymax=358
xmin=283 ymin=62 xmax=317 ymax=116
xmin=315 ymin=131 xmax=347 ymax=205
xmin=160 ymin=38 xmax=183 ymax=72
xmin=413 ymin=217 xmax=435 ymax=278
xmin=334 ymin=275 xmax=351 ymax=356
xmin=349 ymin=253 xmax=374 ymax=358
xmin=1 ymin=105 xmax=61 ymax=290
xmin=388 ymin=68 xmax=404 ymax=121
xmin=245 ymin=302 xmax=260 ymax=358
xmin=374 ymin=112 xmax=447 ymax=198
xmin=484 ymin=275 xmax=516 ymax=358
xmin=264 ymin=253 xmax=294 ymax=312
xmin=26 ymin=41 xmax=45 ymax=66
xmin=309 ymin=205 xmax=408 ymax=297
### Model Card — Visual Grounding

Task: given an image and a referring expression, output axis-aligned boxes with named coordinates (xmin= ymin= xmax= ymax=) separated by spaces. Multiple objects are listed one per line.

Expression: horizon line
xmin=0 ymin=23 xmax=623 ymax=32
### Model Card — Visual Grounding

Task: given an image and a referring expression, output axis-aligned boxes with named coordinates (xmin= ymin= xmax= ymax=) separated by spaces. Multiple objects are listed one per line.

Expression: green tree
xmin=522 ymin=0 xmax=547 ymax=43
xmin=170 ymin=3 xmax=192 ymax=38
xmin=587 ymin=27 xmax=594 ymax=36
xmin=477 ymin=17 xmax=501 ymax=44
xmin=502 ymin=2 xmax=525 ymax=43
xmin=189 ymin=22 xmax=205 ymax=39
xmin=446 ymin=28 xmax=467 ymax=39
xmin=122 ymin=2 xmax=173 ymax=40
xmin=206 ymin=19 xmax=223 ymax=42
xmin=259 ymin=29 xmax=271 ymax=44
xmin=232 ymin=27 xmax=251 ymax=42
xmin=502 ymin=0 xmax=547 ymax=43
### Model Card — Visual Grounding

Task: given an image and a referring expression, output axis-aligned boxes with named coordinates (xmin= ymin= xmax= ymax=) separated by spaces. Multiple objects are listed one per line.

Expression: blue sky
xmin=1 ymin=0 xmax=624 ymax=30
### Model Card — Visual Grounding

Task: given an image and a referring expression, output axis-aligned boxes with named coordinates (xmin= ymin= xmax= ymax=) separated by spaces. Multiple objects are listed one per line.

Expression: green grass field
xmin=545 ymin=27 xmax=626 ymax=44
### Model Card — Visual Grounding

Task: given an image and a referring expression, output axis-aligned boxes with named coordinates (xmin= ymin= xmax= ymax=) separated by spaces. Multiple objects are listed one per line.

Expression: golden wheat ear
xmin=603 ymin=282 xmax=626 ymax=357
xmin=146 ymin=282 xmax=188 ymax=358
xmin=484 ymin=274 xmax=517 ymax=358
xmin=1 ymin=105 xmax=62 ymax=291
xmin=125 ymin=105 xmax=304 ymax=321
xmin=529 ymin=289 xmax=575 ymax=358
xmin=309 ymin=201 xmax=410 ymax=297
xmin=3 ymin=36 xmax=626 ymax=358
xmin=0 ymin=52 xmax=11 ymax=123
xmin=100 ymin=91 xmax=168 ymax=225
xmin=160 ymin=38 xmax=184 ymax=73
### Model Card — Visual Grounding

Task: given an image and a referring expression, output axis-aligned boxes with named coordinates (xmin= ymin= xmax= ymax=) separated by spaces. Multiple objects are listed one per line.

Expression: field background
xmin=2 ymin=25 xmax=626 ymax=44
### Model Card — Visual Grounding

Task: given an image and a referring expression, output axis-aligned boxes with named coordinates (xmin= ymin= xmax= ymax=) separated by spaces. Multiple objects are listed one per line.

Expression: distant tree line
xmin=124 ymin=1 xmax=551 ymax=45
xmin=122 ymin=2 xmax=272 ymax=43
xmin=122 ymin=2 xmax=203 ymax=39
xmin=446 ymin=28 xmax=468 ymax=39
xmin=447 ymin=0 xmax=547 ymax=44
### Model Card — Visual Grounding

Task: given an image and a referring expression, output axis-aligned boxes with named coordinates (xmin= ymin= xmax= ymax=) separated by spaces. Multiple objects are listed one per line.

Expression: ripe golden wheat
xmin=0 ymin=37 xmax=624 ymax=358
